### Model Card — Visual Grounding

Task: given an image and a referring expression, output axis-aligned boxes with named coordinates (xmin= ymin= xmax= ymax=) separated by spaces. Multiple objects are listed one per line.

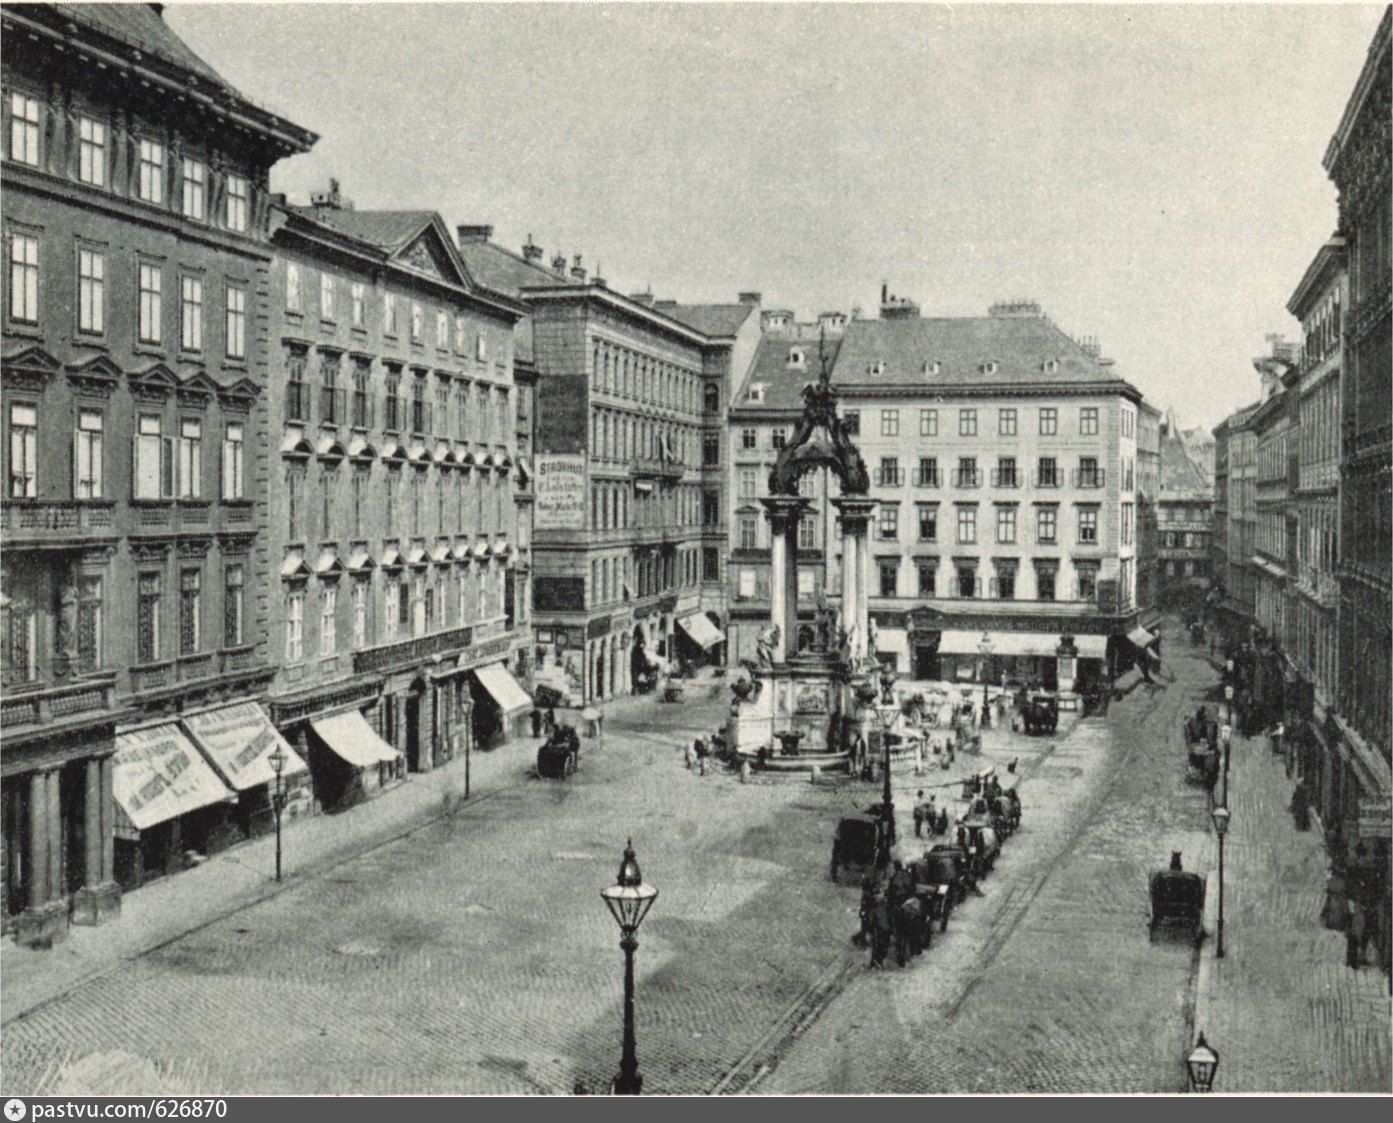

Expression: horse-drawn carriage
xmin=1019 ymin=693 xmax=1059 ymax=735
xmin=911 ymin=851 xmax=961 ymax=929
xmin=1184 ymin=708 xmax=1221 ymax=788
xmin=1149 ymin=856 xmax=1206 ymax=945
xmin=536 ymin=724 xmax=581 ymax=779
xmin=830 ymin=811 xmax=890 ymax=882
xmin=961 ymin=818 xmax=1001 ymax=877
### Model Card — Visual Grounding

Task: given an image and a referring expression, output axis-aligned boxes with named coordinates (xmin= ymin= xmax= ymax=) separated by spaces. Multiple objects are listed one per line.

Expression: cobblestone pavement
xmin=758 ymin=622 xmax=1224 ymax=1094
xmin=1190 ymin=726 xmax=1391 ymax=1092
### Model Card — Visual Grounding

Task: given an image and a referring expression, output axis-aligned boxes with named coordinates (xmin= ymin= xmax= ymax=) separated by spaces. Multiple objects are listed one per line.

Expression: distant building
xmin=1135 ymin=401 xmax=1162 ymax=613
xmin=1211 ymin=402 xmax=1259 ymax=633
xmin=1 ymin=3 xmax=315 ymax=944
xmin=1156 ymin=412 xmax=1214 ymax=602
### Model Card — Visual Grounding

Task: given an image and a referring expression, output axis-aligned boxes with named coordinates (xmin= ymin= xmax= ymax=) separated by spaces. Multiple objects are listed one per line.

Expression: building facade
xmin=1 ymin=4 xmax=314 ymax=943
xmin=1135 ymin=400 xmax=1161 ymax=615
xmin=1156 ymin=414 xmax=1213 ymax=606
xmin=260 ymin=191 xmax=532 ymax=802
xmin=1211 ymin=403 xmax=1259 ymax=633
xmin=1250 ymin=346 xmax=1297 ymax=652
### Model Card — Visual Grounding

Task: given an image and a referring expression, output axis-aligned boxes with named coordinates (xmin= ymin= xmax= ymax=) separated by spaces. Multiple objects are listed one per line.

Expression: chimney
xmin=881 ymin=281 xmax=889 ymax=304
xmin=629 ymin=290 xmax=655 ymax=306
xmin=881 ymin=296 xmax=920 ymax=320
xmin=1076 ymin=335 xmax=1102 ymax=359
xmin=738 ymin=291 xmax=762 ymax=306
xmin=148 ymin=3 xmax=165 ymax=18
xmin=551 ymin=253 xmax=567 ymax=277
xmin=521 ymin=235 xmax=543 ymax=264
xmin=654 ymin=299 xmax=678 ymax=309
xmin=456 ymin=224 xmax=493 ymax=245
xmin=310 ymin=178 xmax=351 ymax=212
xmin=570 ymin=254 xmax=587 ymax=283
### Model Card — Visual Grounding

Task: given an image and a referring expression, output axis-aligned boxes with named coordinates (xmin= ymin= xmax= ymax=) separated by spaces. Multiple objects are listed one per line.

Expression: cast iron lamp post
xmin=1186 ymin=1032 xmax=1219 ymax=1092
xmin=855 ymin=679 xmax=895 ymax=864
xmin=978 ymin=631 xmax=993 ymax=728
xmin=268 ymin=745 xmax=287 ymax=883
xmin=1211 ymin=805 xmax=1230 ymax=958
xmin=601 ymin=840 xmax=658 ymax=1095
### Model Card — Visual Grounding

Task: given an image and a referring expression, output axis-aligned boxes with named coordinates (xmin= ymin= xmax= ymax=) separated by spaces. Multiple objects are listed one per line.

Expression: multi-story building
xmin=730 ymin=297 xmax=1148 ymax=697
xmin=1156 ymin=414 xmax=1213 ymax=603
xmin=1211 ymin=402 xmax=1259 ymax=636
xmin=260 ymin=191 xmax=532 ymax=801
xmin=1135 ymin=400 xmax=1162 ymax=613
xmin=1 ymin=4 xmax=315 ymax=943
xmin=1324 ymin=5 xmax=1390 ymax=969
xmin=456 ymin=234 xmax=760 ymax=704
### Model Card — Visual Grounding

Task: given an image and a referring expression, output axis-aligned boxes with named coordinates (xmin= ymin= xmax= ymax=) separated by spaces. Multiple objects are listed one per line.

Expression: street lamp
xmin=1186 ymin=1032 xmax=1219 ymax=1093
xmin=855 ymin=677 xmax=895 ymax=863
xmin=600 ymin=840 xmax=658 ymax=1095
xmin=1211 ymin=805 xmax=1230 ymax=958
xmin=978 ymin=631 xmax=993 ymax=729
xmin=268 ymin=744 xmax=287 ymax=883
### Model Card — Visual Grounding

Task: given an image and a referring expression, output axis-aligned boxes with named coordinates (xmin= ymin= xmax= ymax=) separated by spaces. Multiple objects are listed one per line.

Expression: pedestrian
xmin=869 ymin=891 xmax=891 ymax=968
xmin=913 ymin=791 xmax=927 ymax=837
xmin=1270 ymin=721 xmax=1285 ymax=758
xmin=854 ymin=874 xmax=877 ymax=948
xmin=1346 ymin=899 xmax=1367 ymax=969
xmin=1289 ymin=779 xmax=1311 ymax=831
xmin=888 ymin=859 xmax=914 ymax=909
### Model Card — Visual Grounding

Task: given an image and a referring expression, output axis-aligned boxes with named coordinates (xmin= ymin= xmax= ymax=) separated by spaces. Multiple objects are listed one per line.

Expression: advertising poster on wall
xmin=535 ymin=454 xmax=586 ymax=530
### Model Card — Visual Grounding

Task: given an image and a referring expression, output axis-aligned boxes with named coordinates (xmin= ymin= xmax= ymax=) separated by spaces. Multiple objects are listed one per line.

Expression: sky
xmin=165 ymin=0 xmax=1385 ymax=432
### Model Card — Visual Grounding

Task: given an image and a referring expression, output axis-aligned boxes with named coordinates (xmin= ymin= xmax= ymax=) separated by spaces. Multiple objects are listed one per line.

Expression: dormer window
xmin=924 ymin=359 xmax=941 ymax=376
xmin=745 ymin=383 xmax=766 ymax=404
xmin=788 ymin=348 xmax=805 ymax=368
xmin=869 ymin=360 xmax=886 ymax=376
xmin=982 ymin=360 xmax=1000 ymax=375
xmin=1042 ymin=359 xmax=1059 ymax=374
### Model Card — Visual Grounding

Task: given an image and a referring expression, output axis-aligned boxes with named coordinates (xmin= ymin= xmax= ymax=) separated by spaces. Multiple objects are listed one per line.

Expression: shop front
xmin=675 ymin=612 xmax=725 ymax=669
xmin=306 ymin=709 xmax=404 ymax=812
xmin=111 ymin=722 xmax=237 ymax=890
xmin=469 ymin=661 xmax=533 ymax=748
xmin=182 ymin=702 xmax=313 ymax=838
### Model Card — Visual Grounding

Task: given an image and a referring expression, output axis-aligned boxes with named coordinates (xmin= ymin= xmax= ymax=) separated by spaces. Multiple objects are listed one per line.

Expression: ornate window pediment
xmin=130 ymin=361 xmax=180 ymax=401
xmin=177 ymin=371 xmax=219 ymax=408
xmin=217 ymin=376 xmax=260 ymax=411
xmin=3 ymin=344 xmax=62 ymax=392
xmin=66 ymin=353 xmax=122 ymax=396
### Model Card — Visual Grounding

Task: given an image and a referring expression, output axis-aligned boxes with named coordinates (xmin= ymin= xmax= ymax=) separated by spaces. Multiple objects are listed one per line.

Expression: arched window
xmin=704 ymin=383 xmax=718 ymax=412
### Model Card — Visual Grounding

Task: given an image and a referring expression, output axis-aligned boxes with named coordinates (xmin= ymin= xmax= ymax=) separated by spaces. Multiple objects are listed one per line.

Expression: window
xmin=955 ymin=456 xmax=979 ymax=488
xmin=74 ymin=410 xmax=103 ymax=498
xmin=1080 ymin=407 xmax=1099 ymax=436
xmin=385 ymin=578 xmax=400 ymax=638
xmin=737 ymin=568 xmax=756 ymax=599
xmin=878 ymin=558 xmax=899 ymax=598
xmin=843 ymin=409 xmax=860 ymax=436
xmin=352 ymin=362 xmax=370 ymax=428
xmin=1037 ymin=507 xmax=1057 ymax=544
xmin=771 ymin=427 xmax=786 ymax=449
xmin=738 ymin=512 xmax=758 ymax=550
xmin=703 ymin=547 xmax=719 ymax=581
xmin=179 ymin=569 xmax=201 ymax=654
xmin=75 ymin=575 xmax=102 ymax=672
xmin=225 ymin=284 xmax=246 ymax=360
xmin=916 ymin=457 xmax=939 ymax=487
xmin=77 ymin=116 xmax=106 ymax=185
xmin=917 ymin=505 xmax=937 ymax=541
xmin=738 ymin=466 xmax=758 ymax=499
xmin=286 ymin=262 xmax=302 ymax=313
xmin=135 ymin=414 xmax=171 ymax=499
xmin=353 ymin=580 xmax=368 ymax=648
xmin=223 ymin=173 xmax=250 ymax=233
xmin=224 ymin=565 xmax=244 ymax=647
xmin=1121 ymin=502 xmax=1134 ymax=546
xmin=995 ymin=457 xmax=1018 ymax=487
xmin=436 ymin=310 xmax=448 ymax=348
xmin=956 ymin=564 xmax=977 ymax=598
xmin=8 ymin=403 xmax=36 ymax=497
xmin=878 ymin=505 xmax=899 ymax=540
xmin=286 ymin=589 xmax=304 ymax=662
xmin=878 ymin=456 xmax=902 ymax=487
xmin=455 ymin=315 xmax=468 ymax=352
xmin=138 ymin=262 xmax=162 ymax=343
xmin=410 ymin=302 xmax=423 ymax=343
xmin=177 ymin=419 xmax=202 ymax=499
xmin=384 ymin=292 xmax=398 ymax=335
xmin=1078 ymin=456 xmax=1102 ymax=487
xmin=78 ymin=248 xmax=104 ymax=333
xmin=957 ymin=506 xmax=977 ymax=544
xmin=320 ymin=273 xmax=334 ymax=320
xmin=1077 ymin=508 xmax=1098 ymax=543
xmin=799 ymin=513 xmax=817 ymax=550
xmin=137 ymin=573 xmax=162 ymax=662
xmin=999 ymin=408 xmax=1017 ymax=436
xmin=959 ymin=409 xmax=977 ymax=437
xmin=1038 ymin=457 xmax=1059 ymax=487
xmin=181 ymin=158 xmax=206 ymax=220
xmin=919 ymin=409 xmax=937 ymax=437
xmin=180 ymin=275 xmax=203 ymax=351
xmin=475 ymin=333 xmax=488 ymax=362
xmin=996 ymin=506 xmax=1016 ymax=544
xmin=995 ymin=563 xmax=1017 ymax=600
xmin=221 ymin=422 xmax=244 ymax=500
xmin=8 ymin=232 xmax=38 ymax=323
xmin=1039 ymin=407 xmax=1057 ymax=435
xmin=320 ymin=584 xmax=337 ymax=657
xmin=1035 ymin=563 xmax=1057 ymax=602
xmin=351 ymin=282 xmax=366 ymax=328
xmin=135 ymin=138 xmax=165 ymax=203
xmin=881 ymin=409 xmax=900 ymax=437
xmin=917 ymin=560 xmax=936 ymax=597
xmin=1076 ymin=562 xmax=1099 ymax=601
xmin=9 ymin=93 xmax=40 ymax=166
xmin=741 ymin=428 xmax=756 ymax=450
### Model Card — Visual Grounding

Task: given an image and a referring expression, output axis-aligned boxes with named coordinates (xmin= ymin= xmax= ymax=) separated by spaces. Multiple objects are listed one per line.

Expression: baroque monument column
xmin=833 ymin=497 xmax=876 ymax=665
xmin=761 ymin=495 xmax=808 ymax=662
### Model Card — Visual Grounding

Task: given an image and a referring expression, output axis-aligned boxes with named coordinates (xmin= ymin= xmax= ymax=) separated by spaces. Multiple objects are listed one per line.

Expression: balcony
xmin=1 ymin=500 xmax=116 ymax=546
xmin=130 ymin=661 xmax=174 ymax=694
xmin=0 ymin=673 xmax=117 ymax=728
xmin=632 ymin=457 xmax=683 ymax=482
xmin=286 ymin=381 xmax=311 ymax=424
xmin=991 ymin=468 xmax=1020 ymax=488
xmin=176 ymin=652 xmax=216 ymax=683
xmin=952 ymin=469 xmax=982 ymax=488
xmin=1074 ymin=468 xmax=1106 ymax=489
xmin=1034 ymin=469 xmax=1062 ymax=488
xmin=912 ymin=468 xmax=940 ymax=488
xmin=875 ymin=467 xmax=905 ymax=488
xmin=220 ymin=645 xmax=259 ymax=675
xmin=320 ymin=385 xmax=348 ymax=427
xmin=353 ymin=623 xmax=474 ymax=675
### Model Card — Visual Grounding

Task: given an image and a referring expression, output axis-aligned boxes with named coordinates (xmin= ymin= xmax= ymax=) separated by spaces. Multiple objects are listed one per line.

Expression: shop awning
xmin=182 ymin=702 xmax=308 ymax=791
xmin=678 ymin=613 xmax=724 ymax=650
xmin=310 ymin=710 xmax=401 ymax=769
xmin=113 ymin=723 xmax=235 ymax=834
xmin=472 ymin=662 xmax=532 ymax=716
xmin=1127 ymin=625 xmax=1158 ymax=649
xmin=937 ymin=629 xmax=1061 ymax=658
xmin=1073 ymin=635 xmax=1108 ymax=658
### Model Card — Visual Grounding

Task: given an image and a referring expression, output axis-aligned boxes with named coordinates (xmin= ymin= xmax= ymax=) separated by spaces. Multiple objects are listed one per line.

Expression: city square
xmin=1 ymin=1 xmax=1390 ymax=1099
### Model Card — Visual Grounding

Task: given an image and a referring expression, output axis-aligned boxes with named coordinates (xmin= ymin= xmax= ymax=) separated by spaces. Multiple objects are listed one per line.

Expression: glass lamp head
xmin=268 ymin=746 xmax=287 ymax=777
xmin=601 ymin=839 xmax=658 ymax=933
xmin=1186 ymin=1033 xmax=1219 ymax=1092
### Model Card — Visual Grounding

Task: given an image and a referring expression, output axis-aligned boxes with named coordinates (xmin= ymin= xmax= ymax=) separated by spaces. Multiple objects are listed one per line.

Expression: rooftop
xmin=733 ymin=336 xmax=842 ymax=414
